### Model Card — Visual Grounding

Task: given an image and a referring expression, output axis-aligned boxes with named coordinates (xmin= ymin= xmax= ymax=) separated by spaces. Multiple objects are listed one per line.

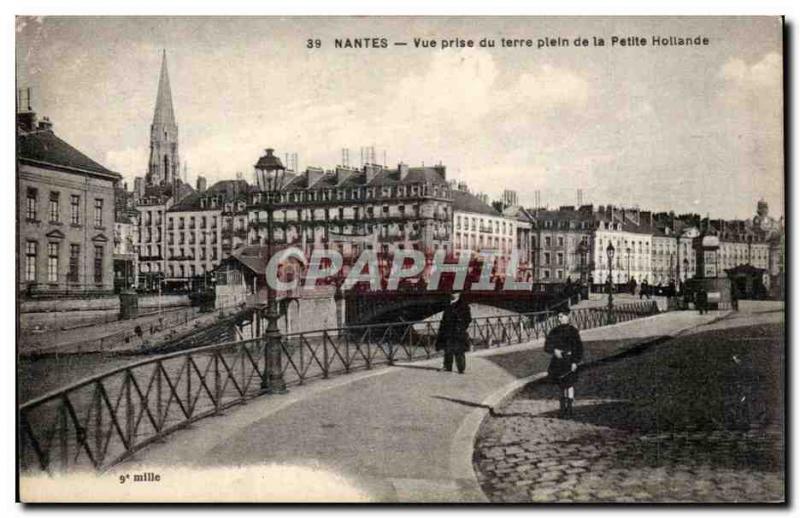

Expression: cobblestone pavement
xmin=474 ymin=310 xmax=784 ymax=503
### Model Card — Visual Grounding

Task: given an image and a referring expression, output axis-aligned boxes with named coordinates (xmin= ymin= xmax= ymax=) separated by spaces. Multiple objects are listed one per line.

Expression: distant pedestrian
xmin=545 ymin=308 xmax=584 ymax=418
xmin=641 ymin=279 xmax=650 ymax=299
xmin=730 ymin=284 xmax=739 ymax=311
xmin=436 ymin=293 xmax=472 ymax=374
xmin=696 ymin=288 xmax=709 ymax=315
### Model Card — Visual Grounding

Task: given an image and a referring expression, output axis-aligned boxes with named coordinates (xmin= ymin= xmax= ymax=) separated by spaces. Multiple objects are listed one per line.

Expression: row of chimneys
xmin=16 ymin=110 xmax=53 ymax=133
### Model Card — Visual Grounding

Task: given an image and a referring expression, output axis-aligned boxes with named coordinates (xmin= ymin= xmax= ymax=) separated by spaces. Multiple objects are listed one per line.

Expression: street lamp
xmin=254 ymin=148 xmax=288 ymax=394
xmin=626 ymin=247 xmax=631 ymax=285
xmin=606 ymin=242 xmax=615 ymax=324
xmin=577 ymin=239 xmax=588 ymax=298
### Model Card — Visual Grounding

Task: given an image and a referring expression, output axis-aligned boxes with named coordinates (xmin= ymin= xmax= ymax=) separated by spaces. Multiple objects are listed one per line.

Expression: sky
xmin=15 ymin=16 xmax=784 ymax=220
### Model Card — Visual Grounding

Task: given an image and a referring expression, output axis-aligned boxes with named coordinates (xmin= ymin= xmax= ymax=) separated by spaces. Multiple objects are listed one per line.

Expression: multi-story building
xmin=248 ymin=156 xmax=452 ymax=257
xmin=503 ymin=205 xmax=534 ymax=279
xmin=591 ymin=206 xmax=653 ymax=286
xmin=113 ymin=185 xmax=140 ymax=291
xmin=17 ymin=107 xmax=121 ymax=296
xmin=452 ymin=186 xmax=517 ymax=263
xmin=649 ymin=214 xmax=698 ymax=287
xmin=530 ymin=205 xmax=593 ymax=283
xmin=164 ymin=179 xmax=252 ymax=285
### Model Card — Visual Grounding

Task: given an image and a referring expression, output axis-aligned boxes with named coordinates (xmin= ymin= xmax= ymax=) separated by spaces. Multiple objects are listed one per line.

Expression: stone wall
xmin=19 ymin=294 xmax=190 ymax=332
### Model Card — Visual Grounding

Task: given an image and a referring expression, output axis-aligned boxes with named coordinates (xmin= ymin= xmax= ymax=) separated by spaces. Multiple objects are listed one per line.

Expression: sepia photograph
xmin=14 ymin=15 xmax=785 ymax=503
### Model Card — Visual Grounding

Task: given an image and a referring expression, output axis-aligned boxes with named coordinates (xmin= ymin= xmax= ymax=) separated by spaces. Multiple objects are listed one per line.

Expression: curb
xmin=449 ymin=310 xmax=732 ymax=503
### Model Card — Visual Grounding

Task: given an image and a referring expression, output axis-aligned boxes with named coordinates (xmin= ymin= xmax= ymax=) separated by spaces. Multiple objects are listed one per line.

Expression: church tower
xmin=146 ymin=50 xmax=179 ymax=186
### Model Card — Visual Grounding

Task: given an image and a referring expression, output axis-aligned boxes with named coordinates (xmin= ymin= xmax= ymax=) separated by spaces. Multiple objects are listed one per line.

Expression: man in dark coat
xmin=436 ymin=293 xmax=472 ymax=374
xmin=696 ymin=288 xmax=708 ymax=315
xmin=544 ymin=309 xmax=584 ymax=418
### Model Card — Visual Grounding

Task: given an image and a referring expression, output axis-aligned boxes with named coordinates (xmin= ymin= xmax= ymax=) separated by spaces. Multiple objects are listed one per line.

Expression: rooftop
xmin=452 ymin=189 xmax=501 ymax=217
xmin=17 ymin=128 xmax=121 ymax=180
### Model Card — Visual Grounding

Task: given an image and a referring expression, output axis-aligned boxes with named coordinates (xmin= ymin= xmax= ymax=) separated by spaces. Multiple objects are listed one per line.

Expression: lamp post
xmin=255 ymin=148 xmax=287 ymax=394
xmin=577 ymin=239 xmax=588 ymax=299
xmin=606 ymin=242 xmax=615 ymax=324
xmin=626 ymin=247 xmax=631 ymax=285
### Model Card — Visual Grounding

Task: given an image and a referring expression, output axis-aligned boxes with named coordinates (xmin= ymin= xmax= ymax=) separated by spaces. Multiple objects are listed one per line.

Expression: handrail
xmin=18 ymin=300 xmax=659 ymax=474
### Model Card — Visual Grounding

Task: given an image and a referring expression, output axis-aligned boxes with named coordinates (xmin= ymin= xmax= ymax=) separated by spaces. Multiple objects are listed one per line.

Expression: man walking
xmin=436 ymin=293 xmax=472 ymax=374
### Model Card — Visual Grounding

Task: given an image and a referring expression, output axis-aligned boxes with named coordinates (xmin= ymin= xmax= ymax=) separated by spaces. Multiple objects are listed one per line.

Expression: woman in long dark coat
xmin=544 ymin=309 xmax=584 ymax=418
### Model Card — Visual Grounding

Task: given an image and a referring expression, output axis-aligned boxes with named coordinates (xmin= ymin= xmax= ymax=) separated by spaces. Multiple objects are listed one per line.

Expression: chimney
xmin=306 ymin=167 xmax=324 ymax=187
xmin=16 ymin=111 xmax=37 ymax=133
xmin=434 ymin=164 xmax=446 ymax=181
xmin=399 ymin=162 xmax=410 ymax=181
xmin=364 ymin=163 xmax=381 ymax=183
xmin=196 ymin=175 xmax=207 ymax=192
xmin=37 ymin=116 xmax=53 ymax=132
xmin=335 ymin=166 xmax=354 ymax=185
xmin=133 ymin=177 xmax=145 ymax=199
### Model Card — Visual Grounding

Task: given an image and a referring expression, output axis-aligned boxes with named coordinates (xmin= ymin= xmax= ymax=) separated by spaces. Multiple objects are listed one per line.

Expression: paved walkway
xmin=474 ymin=308 xmax=784 ymax=503
xmin=110 ymin=310 xmax=727 ymax=503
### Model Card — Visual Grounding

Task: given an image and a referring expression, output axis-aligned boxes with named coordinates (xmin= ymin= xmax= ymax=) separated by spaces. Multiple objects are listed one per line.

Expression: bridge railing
xmin=19 ymin=300 xmax=658 ymax=474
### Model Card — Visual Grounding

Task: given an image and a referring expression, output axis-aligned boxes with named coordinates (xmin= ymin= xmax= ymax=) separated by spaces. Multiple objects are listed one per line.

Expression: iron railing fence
xmin=19 ymin=300 xmax=659 ymax=474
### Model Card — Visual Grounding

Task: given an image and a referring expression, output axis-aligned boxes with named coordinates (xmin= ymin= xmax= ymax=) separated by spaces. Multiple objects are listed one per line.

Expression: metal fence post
xmin=214 ymin=353 xmax=221 ymax=414
xmin=125 ymin=371 xmax=134 ymax=450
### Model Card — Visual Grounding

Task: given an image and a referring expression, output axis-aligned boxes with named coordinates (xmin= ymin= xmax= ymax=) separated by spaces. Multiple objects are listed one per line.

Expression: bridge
xmin=19 ymin=300 xmax=658 ymax=475
xmin=343 ymin=283 xmax=579 ymax=326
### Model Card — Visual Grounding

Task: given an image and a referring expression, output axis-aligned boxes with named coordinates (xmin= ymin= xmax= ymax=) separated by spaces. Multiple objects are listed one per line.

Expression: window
xmin=545 ymin=236 xmax=552 ymax=247
xmin=94 ymin=245 xmax=104 ymax=284
xmin=25 ymin=241 xmax=37 ymax=281
xmin=557 ymin=236 xmax=564 ymax=247
xmin=544 ymin=252 xmax=551 ymax=265
xmin=26 ymin=188 xmax=37 ymax=220
xmin=69 ymin=244 xmax=80 ymax=282
xmin=557 ymin=270 xmax=563 ymax=280
xmin=94 ymin=199 xmax=104 ymax=227
xmin=70 ymin=195 xmax=80 ymax=224
xmin=557 ymin=252 xmax=564 ymax=265
xmin=49 ymin=192 xmax=60 ymax=222
xmin=47 ymin=242 xmax=59 ymax=283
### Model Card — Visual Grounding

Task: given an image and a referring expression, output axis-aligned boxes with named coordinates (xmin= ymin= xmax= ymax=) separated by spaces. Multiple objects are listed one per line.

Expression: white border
xmin=4 ymin=2 xmax=796 ymax=517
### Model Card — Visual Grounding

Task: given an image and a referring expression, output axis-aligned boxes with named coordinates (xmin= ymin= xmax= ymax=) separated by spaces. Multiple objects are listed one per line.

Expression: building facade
xmin=17 ymin=109 xmax=121 ymax=296
xmin=531 ymin=206 xmax=593 ymax=283
xmin=591 ymin=206 xmax=653 ymax=286
xmin=452 ymin=187 xmax=517 ymax=263
xmin=248 ymin=158 xmax=453 ymax=258
xmin=164 ymin=179 xmax=251 ymax=285
xmin=113 ymin=186 xmax=140 ymax=291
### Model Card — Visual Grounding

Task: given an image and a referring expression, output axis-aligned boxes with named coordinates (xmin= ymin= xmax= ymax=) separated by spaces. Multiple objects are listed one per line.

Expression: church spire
xmin=153 ymin=49 xmax=176 ymax=127
xmin=147 ymin=49 xmax=180 ymax=187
